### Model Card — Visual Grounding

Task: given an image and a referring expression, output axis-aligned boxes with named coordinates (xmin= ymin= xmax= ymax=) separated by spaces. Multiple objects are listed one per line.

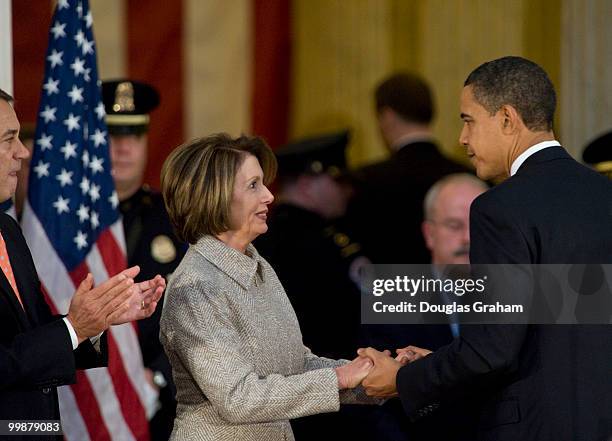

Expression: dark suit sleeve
xmin=396 ymin=194 xmax=532 ymax=419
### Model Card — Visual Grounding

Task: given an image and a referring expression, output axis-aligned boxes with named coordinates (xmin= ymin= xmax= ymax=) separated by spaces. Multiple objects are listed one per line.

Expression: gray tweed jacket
xmin=160 ymin=235 xmax=373 ymax=440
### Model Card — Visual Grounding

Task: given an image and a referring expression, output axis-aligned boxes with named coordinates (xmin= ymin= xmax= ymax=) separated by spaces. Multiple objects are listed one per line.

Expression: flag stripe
xmin=96 ymin=226 xmax=127 ymax=275
xmin=67 ymin=371 xmax=113 ymax=441
xmin=57 ymin=385 xmax=93 ymax=441
xmin=126 ymin=0 xmax=184 ymax=190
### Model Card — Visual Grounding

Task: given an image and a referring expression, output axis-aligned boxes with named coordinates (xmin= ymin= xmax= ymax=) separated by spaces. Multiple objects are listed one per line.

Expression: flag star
xmin=89 ymin=156 xmax=104 ymax=174
xmin=74 ymin=230 xmax=88 ymax=250
xmin=39 ymin=105 xmax=57 ymax=123
xmin=58 ymin=0 xmax=69 ymax=9
xmin=80 ymin=176 xmax=90 ymax=195
xmin=84 ymin=11 xmax=93 ymax=28
xmin=43 ymin=77 xmax=60 ymax=96
xmin=60 ymin=141 xmax=78 ymax=160
xmin=67 ymin=85 xmax=84 ymax=104
xmin=53 ymin=195 xmax=70 ymax=215
xmin=33 ymin=161 xmax=50 ymax=178
xmin=108 ymin=191 xmax=119 ymax=209
xmin=76 ymin=204 xmax=90 ymax=223
xmin=50 ymin=21 xmax=66 ymax=39
xmin=82 ymin=150 xmax=89 ymax=167
xmin=76 ymin=3 xmax=83 ymax=17
xmin=70 ymin=57 xmax=86 ymax=76
xmin=94 ymin=102 xmax=105 ymax=119
xmin=81 ymin=39 xmax=94 ymax=56
xmin=56 ymin=168 xmax=74 ymax=187
xmin=63 ymin=113 xmax=81 ymax=132
xmin=90 ymin=129 xmax=106 ymax=147
xmin=36 ymin=133 xmax=53 ymax=151
xmin=89 ymin=183 xmax=101 ymax=202
xmin=90 ymin=211 xmax=100 ymax=229
xmin=47 ymin=49 xmax=63 ymax=68
xmin=83 ymin=67 xmax=91 ymax=82
xmin=74 ymin=29 xmax=85 ymax=47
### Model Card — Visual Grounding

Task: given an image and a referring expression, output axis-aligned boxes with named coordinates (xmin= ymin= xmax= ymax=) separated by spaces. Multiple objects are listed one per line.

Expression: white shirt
xmin=510 ymin=140 xmax=561 ymax=176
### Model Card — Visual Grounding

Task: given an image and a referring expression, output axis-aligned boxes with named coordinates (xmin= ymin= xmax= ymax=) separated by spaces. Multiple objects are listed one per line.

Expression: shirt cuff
xmin=62 ymin=317 xmax=79 ymax=350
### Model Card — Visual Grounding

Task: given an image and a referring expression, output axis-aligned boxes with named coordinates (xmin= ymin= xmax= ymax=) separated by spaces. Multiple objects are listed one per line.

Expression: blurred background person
xmin=582 ymin=130 xmax=612 ymax=180
xmin=102 ymin=79 xmax=186 ymax=440
xmin=361 ymin=173 xmax=487 ymax=441
xmin=159 ymin=133 xmax=377 ymax=441
xmin=349 ymin=72 xmax=470 ymax=265
xmin=255 ymin=130 xmax=373 ymax=440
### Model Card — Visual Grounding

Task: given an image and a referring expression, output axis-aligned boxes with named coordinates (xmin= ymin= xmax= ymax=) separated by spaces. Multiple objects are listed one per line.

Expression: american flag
xmin=21 ymin=1 xmax=152 ymax=439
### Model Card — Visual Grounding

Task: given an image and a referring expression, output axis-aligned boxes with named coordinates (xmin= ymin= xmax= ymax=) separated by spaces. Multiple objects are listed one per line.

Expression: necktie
xmin=0 ymin=232 xmax=24 ymax=309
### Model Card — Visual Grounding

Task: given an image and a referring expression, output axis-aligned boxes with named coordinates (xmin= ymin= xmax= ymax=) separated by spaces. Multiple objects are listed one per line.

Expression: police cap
xmin=583 ymin=130 xmax=612 ymax=177
xmin=276 ymin=130 xmax=350 ymax=178
xmin=102 ymin=79 xmax=160 ymax=136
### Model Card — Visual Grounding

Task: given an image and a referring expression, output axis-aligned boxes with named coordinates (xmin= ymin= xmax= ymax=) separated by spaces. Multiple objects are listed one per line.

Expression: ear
xmin=499 ymin=104 xmax=522 ymax=135
xmin=422 ymin=220 xmax=435 ymax=251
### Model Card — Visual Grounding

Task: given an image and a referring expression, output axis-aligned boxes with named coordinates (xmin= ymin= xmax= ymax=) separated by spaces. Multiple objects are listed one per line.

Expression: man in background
xmin=102 ymin=79 xmax=185 ymax=441
xmin=349 ymin=73 xmax=469 ymax=265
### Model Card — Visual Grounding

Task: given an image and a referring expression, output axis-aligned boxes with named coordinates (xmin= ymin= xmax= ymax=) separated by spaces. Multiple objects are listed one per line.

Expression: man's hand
xmin=334 ymin=355 xmax=373 ymax=389
xmin=395 ymin=345 xmax=432 ymax=365
xmin=109 ymin=275 xmax=166 ymax=325
xmin=67 ymin=266 xmax=141 ymax=343
xmin=358 ymin=347 xmax=403 ymax=397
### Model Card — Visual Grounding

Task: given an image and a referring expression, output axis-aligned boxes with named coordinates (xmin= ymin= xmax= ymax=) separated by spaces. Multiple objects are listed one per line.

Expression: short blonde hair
xmin=161 ymin=133 xmax=277 ymax=244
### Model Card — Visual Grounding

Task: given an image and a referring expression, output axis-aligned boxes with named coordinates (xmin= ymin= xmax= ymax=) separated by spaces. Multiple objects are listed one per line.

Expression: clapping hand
xmin=109 ymin=274 xmax=166 ymax=325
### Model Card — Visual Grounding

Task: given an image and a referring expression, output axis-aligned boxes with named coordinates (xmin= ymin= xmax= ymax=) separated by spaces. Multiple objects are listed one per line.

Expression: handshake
xmin=334 ymin=346 xmax=432 ymax=397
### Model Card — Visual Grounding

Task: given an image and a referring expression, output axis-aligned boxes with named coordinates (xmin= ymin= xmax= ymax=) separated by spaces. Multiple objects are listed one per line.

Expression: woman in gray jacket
xmin=160 ymin=134 xmax=375 ymax=440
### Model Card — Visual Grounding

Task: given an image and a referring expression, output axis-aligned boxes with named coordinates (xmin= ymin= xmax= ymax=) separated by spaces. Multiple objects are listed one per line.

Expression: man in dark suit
xmin=348 ymin=72 xmax=469 ymax=265
xmin=0 ymin=88 xmax=165 ymax=437
xmin=359 ymin=57 xmax=612 ymax=441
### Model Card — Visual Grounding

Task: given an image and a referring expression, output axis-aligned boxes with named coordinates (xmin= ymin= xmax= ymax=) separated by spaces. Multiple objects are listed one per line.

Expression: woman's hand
xmin=395 ymin=345 xmax=432 ymax=365
xmin=335 ymin=355 xmax=374 ymax=390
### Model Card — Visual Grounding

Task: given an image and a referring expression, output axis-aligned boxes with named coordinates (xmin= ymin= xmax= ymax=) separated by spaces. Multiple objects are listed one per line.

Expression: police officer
xmin=102 ymin=79 xmax=185 ymax=441
xmin=583 ymin=130 xmax=612 ymax=180
xmin=255 ymin=130 xmax=373 ymax=441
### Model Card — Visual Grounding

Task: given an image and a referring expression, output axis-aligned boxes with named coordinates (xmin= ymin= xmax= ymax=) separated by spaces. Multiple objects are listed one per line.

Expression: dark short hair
xmin=375 ymin=73 xmax=434 ymax=124
xmin=161 ymin=133 xmax=277 ymax=244
xmin=0 ymin=88 xmax=14 ymax=103
xmin=464 ymin=56 xmax=556 ymax=131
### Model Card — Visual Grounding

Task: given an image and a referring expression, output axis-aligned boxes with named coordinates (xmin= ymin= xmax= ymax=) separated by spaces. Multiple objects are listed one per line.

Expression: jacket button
xmin=42 ymin=387 xmax=51 ymax=394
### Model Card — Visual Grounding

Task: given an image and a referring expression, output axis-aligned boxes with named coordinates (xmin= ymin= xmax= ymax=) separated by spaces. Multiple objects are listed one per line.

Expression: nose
xmin=16 ymin=138 xmax=30 ymax=160
xmin=262 ymin=184 xmax=274 ymax=205
xmin=459 ymin=125 xmax=468 ymax=147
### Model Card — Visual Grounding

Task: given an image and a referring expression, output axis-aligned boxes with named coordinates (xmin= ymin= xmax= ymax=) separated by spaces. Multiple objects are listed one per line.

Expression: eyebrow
xmin=1 ymin=129 xmax=18 ymax=140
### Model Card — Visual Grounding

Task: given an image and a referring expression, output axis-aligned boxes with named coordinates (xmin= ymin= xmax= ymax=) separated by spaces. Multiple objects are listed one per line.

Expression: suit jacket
xmin=348 ymin=140 xmax=470 ymax=264
xmin=160 ymin=235 xmax=376 ymax=441
xmin=396 ymin=147 xmax=612 ymax=441
xmin=0 ymin=213 xmax=107 ymax=439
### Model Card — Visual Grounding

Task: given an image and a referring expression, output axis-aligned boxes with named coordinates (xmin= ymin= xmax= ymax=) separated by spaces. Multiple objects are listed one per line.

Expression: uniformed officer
xmin=583 ymin=130 xmax=612 ymax=180
xmin=102 ymin=79 xmax=185 ymax=441
xmin=255 ymin=130 xmax=373 ymax=441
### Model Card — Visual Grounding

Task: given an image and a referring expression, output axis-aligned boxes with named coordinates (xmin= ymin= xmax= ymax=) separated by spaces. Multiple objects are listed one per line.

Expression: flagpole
xmin=0 ymin=0 xmax=13 ymax=94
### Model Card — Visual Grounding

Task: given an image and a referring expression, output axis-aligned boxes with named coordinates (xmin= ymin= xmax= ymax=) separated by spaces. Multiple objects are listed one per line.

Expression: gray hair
xmin=423 ymin=173 xmax=488 ymax=220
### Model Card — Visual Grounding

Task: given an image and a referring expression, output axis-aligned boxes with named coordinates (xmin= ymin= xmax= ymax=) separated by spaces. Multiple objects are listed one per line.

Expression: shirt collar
xmin=193 ymin=235 xmax=261 ymax=290
xmin=510 ymin=140 xmax=561 ymax=176
xmin=391 ymin=132 xmax=435 ymax=151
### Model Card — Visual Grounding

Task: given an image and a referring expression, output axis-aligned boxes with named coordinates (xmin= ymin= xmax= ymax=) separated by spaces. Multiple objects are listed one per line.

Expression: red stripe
xmin=252 ymin=0 xmax=292 ymax=150
xmin=41 ymin=283 xmax=112 ymax=441
xmin=11 ymin=2 xmax=51 ymax=123
xmin=97 ymin=228 xmax=127 ymax=276
xmin=70 ymin=371 xmax=113 ymax=441
xmin=107 ymin=331 xmax=149 ymax=440
xmin=127 ymin=0 xmax=184 ymax=190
